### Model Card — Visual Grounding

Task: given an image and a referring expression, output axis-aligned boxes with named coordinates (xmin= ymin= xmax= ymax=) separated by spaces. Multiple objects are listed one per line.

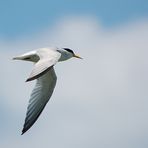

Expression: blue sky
xmin=1 ymin=1 xmax=148 ymax=148
xmin=0 ymin=0 xmax=147 ymax=38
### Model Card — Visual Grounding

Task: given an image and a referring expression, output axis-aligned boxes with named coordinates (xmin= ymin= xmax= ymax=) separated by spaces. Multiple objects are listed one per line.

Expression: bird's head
xmin=63 ymin=48 xmax=83 ymax=59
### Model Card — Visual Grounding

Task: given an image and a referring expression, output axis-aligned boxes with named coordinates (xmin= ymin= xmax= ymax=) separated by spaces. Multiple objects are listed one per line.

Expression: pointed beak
xmin=74 ymin=54 xmax=83 ymax=59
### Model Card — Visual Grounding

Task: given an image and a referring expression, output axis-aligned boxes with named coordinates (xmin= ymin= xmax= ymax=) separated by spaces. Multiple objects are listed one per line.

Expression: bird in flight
xmin=13 ymin=47 xmax=82 ymax=135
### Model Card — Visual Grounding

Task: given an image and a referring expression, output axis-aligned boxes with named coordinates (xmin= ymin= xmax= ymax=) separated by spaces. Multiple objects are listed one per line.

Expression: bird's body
xmin=13 ymin=47 xmax=82 ymax=134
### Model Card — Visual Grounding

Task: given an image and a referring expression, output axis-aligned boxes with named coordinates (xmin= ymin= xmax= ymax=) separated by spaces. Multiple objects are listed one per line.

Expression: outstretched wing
xmin=26 ymin=48 xmax=61 ymax=82
xmin=22 ymin=67 xmax=57 ymax=134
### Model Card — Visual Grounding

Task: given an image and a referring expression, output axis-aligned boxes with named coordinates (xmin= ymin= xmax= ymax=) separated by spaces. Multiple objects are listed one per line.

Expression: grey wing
xmin=26 ymin=48 xmax=61 ymax=82
xmin=22 ymin=67 xmax=57 ymax=135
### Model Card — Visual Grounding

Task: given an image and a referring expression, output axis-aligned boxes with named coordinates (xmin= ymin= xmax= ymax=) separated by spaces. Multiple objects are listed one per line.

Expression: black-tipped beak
xmin=74 ymin=54 xmax=83 ymax=59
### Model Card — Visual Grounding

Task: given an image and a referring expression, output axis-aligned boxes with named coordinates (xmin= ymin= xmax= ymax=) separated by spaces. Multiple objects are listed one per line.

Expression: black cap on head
xmin=63 ymin=48 xmax=74 ymax=54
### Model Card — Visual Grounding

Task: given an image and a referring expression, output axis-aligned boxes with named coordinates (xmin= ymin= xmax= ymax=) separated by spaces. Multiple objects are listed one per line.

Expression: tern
xmin=13 ymin=47 xmax=82 ymax=135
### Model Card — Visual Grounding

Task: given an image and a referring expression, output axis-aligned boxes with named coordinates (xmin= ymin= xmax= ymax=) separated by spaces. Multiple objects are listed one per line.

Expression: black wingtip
xmin=21 ymin=130 xmax=25 ymax=135
xmin=25 ymin=78 xmax=33 ymax=82
xmin=21 ymin=128 xmax=27 ymax=135
xmin=25 ymin=79 xmax=30 ymax=82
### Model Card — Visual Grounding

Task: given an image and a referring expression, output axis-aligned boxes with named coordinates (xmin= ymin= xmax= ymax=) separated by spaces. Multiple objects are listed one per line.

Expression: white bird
xmin=13 ymin=47 xmax=82 ymax=135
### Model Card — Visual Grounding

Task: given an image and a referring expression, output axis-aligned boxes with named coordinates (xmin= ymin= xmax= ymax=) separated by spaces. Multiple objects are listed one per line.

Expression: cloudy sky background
xmin=0 ymin=0 xmax=148 ymax=148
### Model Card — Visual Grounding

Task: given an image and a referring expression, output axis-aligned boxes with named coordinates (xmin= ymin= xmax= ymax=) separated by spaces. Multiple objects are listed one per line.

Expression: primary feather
xmin=22 ymin=67 xmax=57 ymax=134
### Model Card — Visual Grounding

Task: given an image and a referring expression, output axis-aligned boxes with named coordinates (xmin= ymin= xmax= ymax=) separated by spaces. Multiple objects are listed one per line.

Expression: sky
xmin=0 ymin=0 xmax=148 ymax=148
xmin=0 ymin=0 xmax=147 ymax=38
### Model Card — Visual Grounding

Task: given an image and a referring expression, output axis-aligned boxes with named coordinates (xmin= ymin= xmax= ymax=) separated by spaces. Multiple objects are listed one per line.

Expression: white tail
xmin=13 ymin=56 xmax=25 ymax=60
xmin=12 ymin=50 xmax=39 ymax=62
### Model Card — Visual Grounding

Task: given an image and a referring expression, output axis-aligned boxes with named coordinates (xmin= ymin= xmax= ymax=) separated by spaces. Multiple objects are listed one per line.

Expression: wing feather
xmin=26 ymin=48 xmax=61 ymax=82
xmin=22 ymin=67 xmax=57 ymax=134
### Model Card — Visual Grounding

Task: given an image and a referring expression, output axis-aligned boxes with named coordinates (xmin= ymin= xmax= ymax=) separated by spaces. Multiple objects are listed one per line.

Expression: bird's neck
xmin=57 ymin=50 xmax=72 ymax=62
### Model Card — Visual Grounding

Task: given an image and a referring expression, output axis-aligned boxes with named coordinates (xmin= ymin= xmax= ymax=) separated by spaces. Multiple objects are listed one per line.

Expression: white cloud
xmin=1 ymin=16 xmax=148 ymax=148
